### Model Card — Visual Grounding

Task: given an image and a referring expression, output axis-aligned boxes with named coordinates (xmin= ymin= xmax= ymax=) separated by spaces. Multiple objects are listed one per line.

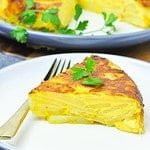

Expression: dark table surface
xmin=0 ymin=35 xmax=150 ymax=70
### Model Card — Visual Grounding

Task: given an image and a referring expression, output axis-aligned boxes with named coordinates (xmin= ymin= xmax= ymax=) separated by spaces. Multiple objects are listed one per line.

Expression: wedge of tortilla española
xmin=29 ymin=55 xmax=144 ymax=134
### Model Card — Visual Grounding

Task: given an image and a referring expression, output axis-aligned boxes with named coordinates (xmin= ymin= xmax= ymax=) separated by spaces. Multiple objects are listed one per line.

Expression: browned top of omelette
xmin=4 ymin=0 xmax=150 ymax=16
xmin=32 ymin=55 xmax=143 ymax=106
xmin=5 ymin=0 xmax=62 ymax=15
xmin=141 ymin=0 xmax=150 ymax=7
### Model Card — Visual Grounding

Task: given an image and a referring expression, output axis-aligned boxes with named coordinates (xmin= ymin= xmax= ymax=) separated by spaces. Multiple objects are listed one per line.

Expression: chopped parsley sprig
xmin=10 ymin=0 xmax=36 ymax=43
xmin=76 ymin=20 xmax=89 ymax=31
xmin=10 ymin=2 xmax=118 ymax=44
xmin=57 ymin=4 xmax=88 ymax=35
xmin=74 ymin=4 xmax=82 ymax=21
xmin=101 ymin=12 xmax=118 ymax=35
xmin=10 ymin=27 xmax=28 ymax=43
xmin=82 ymin=77 xmax=103 ymax=86
xmin=83 ymin=12 xmax=118 ymax=35
xmin=26 ymin=0 xmax=35 ymax=9
xmin=42 ymin=8 xmax=60 ymax=26
xmin=71 ymin=58 xmax=103 ymax=86
xmin=20 ymin=10 xmax=37 ymax=26
xmin=57 ymin=27 xmax=76 ymax=35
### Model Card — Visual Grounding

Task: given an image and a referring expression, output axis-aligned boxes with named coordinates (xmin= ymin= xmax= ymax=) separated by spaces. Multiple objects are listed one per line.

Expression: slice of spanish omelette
xmin=29 ymin=56 xmax=144 ymax=134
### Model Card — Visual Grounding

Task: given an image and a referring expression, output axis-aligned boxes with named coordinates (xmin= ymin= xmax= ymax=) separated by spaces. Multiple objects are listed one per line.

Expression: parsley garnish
xmin=74 ymin=4 xmax=88 ymax=33
xmin=83 ymin=12 xmax=117 ymax=35
xmin=85 ymin=57 xmax=96 ymax=73
xmin=76 ymin=20 xmax=89 ymax=31
xmin=71 ymin=57 xmax=103 ymax=86
xmin=82 ymin=77 xmax=103 ymax=86
xmin=25 ymin=0 xmax=35 ymax=9
xmin=47 ymin=8 xmax=59 ymax=14
xmin=10 ymin=27 xmax=28 ymax=43
xmin=102 ymin=12 xmax=117 ymax=28
xmin=74 ymin=4 xmax=82 ymax=21
xmin=20 ymin=10 xmax=36 ymax=26
xmin=57 ymin=27 xmax=76 ymax=35
xmin=72 ymin=67 xmax=88 ymax=80
xmin=10 ymin=0 xmax=35 ymax=43
xmin=42 ymin=8 xmax=60 ymax=26
xmin=58 ymin=4 xmax=88 ymax=35
xmin=101 ymin=12 xmax=118 ymax=34
xmin=10 ymin=1 xmax=118 ymax=44
xmin=57 ymin=4 xmax=88 ymax=35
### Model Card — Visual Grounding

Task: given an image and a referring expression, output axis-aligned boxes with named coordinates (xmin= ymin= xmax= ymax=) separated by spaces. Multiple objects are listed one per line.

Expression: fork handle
xmin=0 ymin=100 xmax=29 ymax=140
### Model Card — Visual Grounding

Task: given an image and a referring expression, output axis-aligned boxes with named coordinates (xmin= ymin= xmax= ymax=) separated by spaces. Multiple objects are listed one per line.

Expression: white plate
xmin=0 ymin=53 xmax=150 ymax=150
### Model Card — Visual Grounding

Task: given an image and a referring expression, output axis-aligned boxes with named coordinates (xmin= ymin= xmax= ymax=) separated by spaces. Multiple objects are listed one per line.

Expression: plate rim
xmin=0 ymin=53 xmax=150 ymax=75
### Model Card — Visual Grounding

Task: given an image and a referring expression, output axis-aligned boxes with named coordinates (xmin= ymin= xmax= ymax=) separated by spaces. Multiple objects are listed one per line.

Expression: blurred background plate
xmin=0 ymin=20 xmax=150 ymax=50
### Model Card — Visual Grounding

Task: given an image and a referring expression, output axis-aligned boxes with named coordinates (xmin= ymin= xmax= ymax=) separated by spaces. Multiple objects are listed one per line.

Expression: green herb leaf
xmin=49 ymin=14 xmax=60 ymax=26
xmin=20 ymin=10 xmax=36 ymax=26
xmin=42 ymin=11 xmax=50 ymax=22
xmin=76 ymin=20 xmax=88 ymax=31
xmin=71 ymin=57 xmax=104 ymax=87
xmin=74 ymin=4 xmax=82 ymax=21
xmin=57 ymin=27 xmax=76 ymax=35
xmin=10 ymin=27 xmax=28 ymax=43
xmin=100 ymin=12 xmax=118 ymax=35
xmin=101 ymin=12 xmax=107 ymax=20
xmin=25 ymin=0 xmax=35 ymax=9
xmin=71 ymin=67 xmax=88 ymax=80
xmin=47 ymin=8 xmax=59 ymax=14
xmin=105 ymin=13 xmax=117 ymax=26
xmin=102 ymin=12 xmax=118 ymax=27
xmin=85 ymin=57 xmax=96 ymax=73
xmin=82 ymin=77 xmax=103 ymax=86
xmin=42 ymin=9 xmax=60 ymax=26
xmin=106 ymin=31 xmax=112 ymax=35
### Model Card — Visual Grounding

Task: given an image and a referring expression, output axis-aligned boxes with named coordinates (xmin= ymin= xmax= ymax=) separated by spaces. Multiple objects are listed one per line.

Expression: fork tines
xmin=44 ymin=58 xmax=71 ymax=81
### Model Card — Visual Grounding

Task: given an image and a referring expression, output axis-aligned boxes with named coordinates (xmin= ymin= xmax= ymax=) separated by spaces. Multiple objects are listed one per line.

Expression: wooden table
xmin=0 ymin=35 xmax=150 ymax=62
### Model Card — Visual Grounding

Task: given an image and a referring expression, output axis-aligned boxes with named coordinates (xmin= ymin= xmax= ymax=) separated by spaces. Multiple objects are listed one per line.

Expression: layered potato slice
xmin=29 ymin=56 xmax=144 ymax=134
xmin=0 ymin=0 xmax=77 ymax=30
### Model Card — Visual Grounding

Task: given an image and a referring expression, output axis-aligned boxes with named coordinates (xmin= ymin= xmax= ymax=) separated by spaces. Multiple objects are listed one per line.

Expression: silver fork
xmin=0 ymin=58 xmax=71 ymax=140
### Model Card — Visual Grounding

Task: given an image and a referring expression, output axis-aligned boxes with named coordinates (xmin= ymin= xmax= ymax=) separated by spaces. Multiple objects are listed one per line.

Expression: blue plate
xmin=0 ymin=20 xmax=150 ymax=50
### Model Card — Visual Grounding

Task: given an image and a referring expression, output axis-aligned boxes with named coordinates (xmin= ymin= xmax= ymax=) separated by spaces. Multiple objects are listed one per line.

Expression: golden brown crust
xmin=35 ymin=1 xmax=62 ymax=10
xmin=5 ymin=0 xmax=62 ymax=15
xmin=34 ymin=82 xmax=75 ymax=93
xmin=6 ymin=0 xmax=26 ymax=15
xmin=90 ymin=56 xmax=143 ymax=105
xmin=140 ymin=0 xmax=150 ymax=7
xmin=32 ymin=55 xmax=143 ymax=106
